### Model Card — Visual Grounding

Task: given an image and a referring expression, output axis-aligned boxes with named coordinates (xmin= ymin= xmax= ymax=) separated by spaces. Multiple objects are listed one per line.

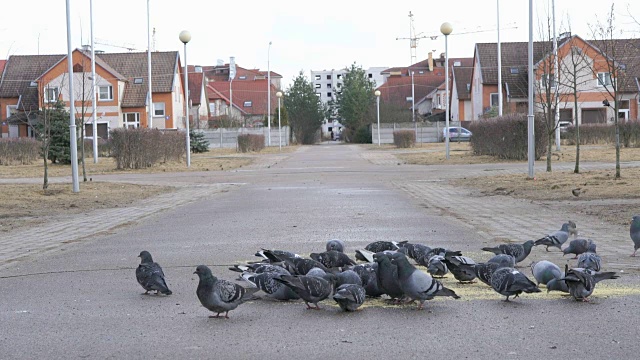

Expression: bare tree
xmin=73 ymin=54 xmax=95 ymax=182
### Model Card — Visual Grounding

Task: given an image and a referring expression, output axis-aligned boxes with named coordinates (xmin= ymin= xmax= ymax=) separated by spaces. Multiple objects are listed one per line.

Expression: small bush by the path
xmin=0 ymin=138 xmax=40 ymax=165
xmin=393 ymin=130 xmax=416 ymax=148
xmin=110 ymin=128 xmax=185 ymax=169
xmin=237 ymin=134 xmax=265 ymax=152
xmin=468 ymin=114 xmax=547 ymax=160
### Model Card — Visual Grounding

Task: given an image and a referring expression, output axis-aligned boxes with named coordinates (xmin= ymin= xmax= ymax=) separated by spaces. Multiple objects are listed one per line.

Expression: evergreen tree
xmin=284 ymin=71 xmax=324 ymax=144
xmin=35 ymin=101 xmax=72 ymax=164
xmin=189 ymin=129 xmax=210 ymax=153
xmin=335 ymin=63 xmax=376 ymax=142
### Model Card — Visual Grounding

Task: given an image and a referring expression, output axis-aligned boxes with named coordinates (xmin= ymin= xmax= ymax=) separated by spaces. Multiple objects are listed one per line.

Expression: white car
xmin=442 ymin=127 xmax=472 ymax=142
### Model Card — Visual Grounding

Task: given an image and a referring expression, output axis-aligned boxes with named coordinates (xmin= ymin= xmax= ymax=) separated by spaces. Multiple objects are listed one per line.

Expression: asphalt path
xmin=1 ymin=143 xmax=639 ymax=359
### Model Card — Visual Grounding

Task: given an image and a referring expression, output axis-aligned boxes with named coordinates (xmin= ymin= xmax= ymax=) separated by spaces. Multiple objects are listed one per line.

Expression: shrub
xmin=237 ymin=134 xmax=265 ymax=153
xmin=353 ymin=125 xmax=372 ymax=144
xmin=190 ymin=129 xmax=210 ymax=153
xmin=109 ymin=128 xmax=185 ymax=169
xmin=468 ymin=114 xmax=547 ymax=160
xmin=82 ymin=138 xmax=112 ymax=158
xmin=0 ymin=138 xmax=40 ymax=165
xmin=393 ymin=130 xmax=416 ymax=148
xmin=562 ymin=124 xmax=615 ymax=145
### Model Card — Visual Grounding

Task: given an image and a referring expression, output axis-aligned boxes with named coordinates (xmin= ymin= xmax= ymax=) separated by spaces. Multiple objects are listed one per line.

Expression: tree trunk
xmin=546 ymin=133 xmax=552 ymax=172
xmin=615 ymin=116 xmax=621 ymax=179
xmin=573 ymin=83 xmax=580 ymax=174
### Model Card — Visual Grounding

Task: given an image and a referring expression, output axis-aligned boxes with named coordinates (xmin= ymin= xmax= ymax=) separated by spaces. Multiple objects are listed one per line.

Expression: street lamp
xmin=440 ymin=22 xmax=453 ymax=160
xmin=375 ymin=90 xmax=381 ymax=146
xmin=179 ymin=30 xmax=191 ymax=167
xmin=65 ymin=0 xmax=79 ymax=192
xmin=276 ymin=91 xmax=283 ymax=151
xmin=267 ymin=41 xmax=272 ymax=146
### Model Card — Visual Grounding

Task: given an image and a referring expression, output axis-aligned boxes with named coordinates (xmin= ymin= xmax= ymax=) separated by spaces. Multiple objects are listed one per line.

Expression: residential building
xmin=310 ymin=67 xmax=388 ymax=106
xmin=188 ymin=65 xmax=209 ymax=129
xmin=0 ymin=49 xmax=185 ymax=138
xmin=450 ymin=59 xmax=474 ymax=121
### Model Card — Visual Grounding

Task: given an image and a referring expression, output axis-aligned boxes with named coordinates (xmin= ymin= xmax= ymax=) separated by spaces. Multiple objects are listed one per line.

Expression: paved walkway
xmin=2 ymin=145 xmax=639 ymax=272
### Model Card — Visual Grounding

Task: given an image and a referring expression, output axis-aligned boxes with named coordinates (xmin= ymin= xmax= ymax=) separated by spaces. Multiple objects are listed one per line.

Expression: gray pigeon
xmin=351 ymin=263 xmax=384 ymax=297
xmin=487 ymin=254 xmax=516 ymax=268
xmin=194 ymin=265 xmax=258 ymax=318
xmin=560 ymin=265 xmax=619 ymax=302
xmin=373 ymin=252 xmax=405 ymax=301
xmin=530 ymin=260 xmax=562 ymax=285
xmin=355 ymin=241 xmax=406 ymax=261
xmin=426 ymin=255 xmax=449 ymax=278
xmin=482 ymin=240 xmax=535 ymax=264
xmin=273 ymin=273 xmax=337 ymax=310
xmin=332 ymin=284 xmax=366 ymax=312
xmin=473 ymin=262 xmax=503 ymax=286
xmin=577 ymin=252 xmax=602 ymax=272
xmin=490 ymin=267 xmax=541 ymax=301
xmin=546 ymin=274 xmax=570 ymax=293
xmin=305 ymin=267 xmax=328 ymax=278
xmin=534 ymin=221 xmax=577 ymax=251
xmin=255 ymin=248 xmax=299 ymax=261
xmin=335 ymin=269 xmax=362 ymax=288
xmin=390 ymin=253 xmax=460 ymax=310
xmin=241 ymin=267 xmax=300 ymax=301
xmin=326 ymin=239 xmax=345 ymax=253
xmin=420 ymin=248 xmax=462 ymax=266
xmin=562 ymin=239 xmax=596 ymax=259
xmin=310 ymin=250 xmax=356 ymax=269
xmin=136 ymin=251 xmax=172 ymax=295
xmin=630 ymin=215 xmax=640 ymax=257
xmin=399 ymin=243 xmax=432 ymax=262
xmin=443 ymin=255 xmax=477 ymax=283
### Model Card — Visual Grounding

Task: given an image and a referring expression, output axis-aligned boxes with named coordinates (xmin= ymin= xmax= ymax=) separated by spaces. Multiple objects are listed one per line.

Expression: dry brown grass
xmin=0 ymin=146 xmax=298 ymax=233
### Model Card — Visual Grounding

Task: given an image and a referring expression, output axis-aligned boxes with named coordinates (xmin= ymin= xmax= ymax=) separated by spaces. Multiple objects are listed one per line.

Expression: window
xmin=134 ymin=78 xmax=143 ymax=84
xmin=368 ymin=73 xmax=373 ymax=78
xmin=98 ymin=85 xmax=113 ymax=101
xmin=541 ymin=74 xmax=556 ymax=88
xmin=209 ymin=103 xmax=216 ymax=114
xmin=327 ymin=83 xmax=332 ymax=89
xmin=6 ymin=105 xmax=18 ymax=118
xmin=327 ymin=75 xmax=332 ymax=80
xmin=327 ymin=92 xmax=332 ymax=97
xmin=510 ymin=67 xmax=519 ymax=74
xmin=315 ymin=93 xmax=321 ymax=97
xmin=243 ymin=101 xmax=252 ymax=107
xmin=44 ymin=87 xmax=60 ymax=103
xmin=406 ymin=96 xmax=413 ymax=102
xmin=153 ymin=102 xmax=165 ymax=117
xmin=29 ymin=81 xmax=37 ymax=87
xmin=238 ymin=76 xmax=246 ymax=80
xmin=597 ymin=72 xmax=612 ymax=87
xmin=337 ymin=74 xmax=342 ymax=79
xmin=122 ymin=112 xmax=140 ymax=128
xmin=337 ymin=83 xmax=342 ymax=88
xmin=490 ymin=93 xmax=499 ymax=107
xmin=466 ymin=83 xmax=471 ymax=92
xmin=315 ymin=83 xmax=321 ymax=88
xmin=314 ymin=74 xmax=321 ymax=80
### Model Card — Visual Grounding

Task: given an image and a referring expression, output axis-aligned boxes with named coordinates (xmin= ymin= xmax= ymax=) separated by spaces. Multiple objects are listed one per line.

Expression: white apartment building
xmin=310 ymin=67 xmax=388 ymax=105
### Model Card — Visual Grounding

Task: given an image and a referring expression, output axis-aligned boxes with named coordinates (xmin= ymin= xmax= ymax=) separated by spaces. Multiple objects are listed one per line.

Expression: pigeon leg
xmin=581 ymin=297 xmax=590 ymax=303
xmin=304 ymin=302 xmax=313 ymax=310
xmin=573 ymin=255 xmax=579 ymax=259
xmin=631 ymin=250 xmax=637 ymax=257
xmin=504 ymin=296 xmax=510 ymax=302
xmin=224 ymin=312 xmax=230 ymax=319
xmin=545 ymin=246 xmax=550 ymax=252
xmin=143 ymin=291 xmax=149 ymax=295
xmin=416 ymin=301 xmax=425 ymax=310
xmin=311 ymin=303 xmax=322 ymax=310
xmin=209 ymin=313 xmax=222 ymax=318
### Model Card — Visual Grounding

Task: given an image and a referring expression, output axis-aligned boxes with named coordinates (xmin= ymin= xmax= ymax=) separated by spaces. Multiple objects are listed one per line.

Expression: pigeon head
xmin=322 ymin=273 xmax=338 ymax=284
xmin=138 ymin=251 xmax=153 ymax=263
xmin=194 ymin=265 xmax=214 ymax=279
xmin=523 ymin=240 xmax=535 ymax=251
xmin=632 ymin=216 xmax=640 ymax=230
xmin=309 ymin=253 xmax=323 ymax=263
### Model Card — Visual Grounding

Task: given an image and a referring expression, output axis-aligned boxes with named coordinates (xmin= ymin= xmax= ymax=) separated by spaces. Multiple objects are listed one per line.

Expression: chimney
xmin=428 ymin=52 xmax=433 ymax=72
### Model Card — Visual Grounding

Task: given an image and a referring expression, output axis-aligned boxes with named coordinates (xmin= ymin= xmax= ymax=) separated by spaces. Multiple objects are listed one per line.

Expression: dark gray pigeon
xmin=534 ymin=221 xmax=577 ymax=251
xmin=546 ymin=274 xmax=570 ymax=294
xmin=241 ymin=271 xmax=300 ymax=301
xmin=332 ymin=284 xmax=366 ymax=312
xmin=194 ymin=265 xmax=258 ymax=318
xmin=530 ymin=260 xmax=562 ymax=285
xmin=306 ymin=267 xmax=328 ymax=278
xmin=630 ymin=215 xmax=640 ymax=257
xmin=487 ymin=254 xmax=516 ymax=268
xmin=399 ymin=243 xmax=432 ymax=262
xmin=562 ymin=239 xmax=596 ymax=259
xmin=262 ymin=250 xmax=329 ymax=275
xmin=136 ymin=251 xmax=172 ymax=295
xmin=482 ymin=240 xmax=535 ymax=263
xmin=560 ymin=265 xmax=619 ymax=302
xmin=326 ymin=239 xmax=345 ymax=253
xmin=426 ymin=255 xmax=449 ymax=278
xmin=273 ymin=273 xmax=336 ymax=310
xmin=473 ymin=262 xmax=503 ymax=286
xmin=443 ymin=255 xmax=477 ymax=283
xmin=490 ymin=267 xmax=541 ymax=301
xmin=355 ymin=241 xmax=406 ymax=261
xmin=373 ymin=252 xmax=405 ymax=301
xmin=255 ymin=248 xmax=299 ymax=261
xmin=423 ymin=248 xmax=462 ymax=262
xmin=310 ymin=250 xmax=356 ymax=269
xmin=390 ymin=253 xmax=460 ymax=309
xmin=351 ymin=263 xmax=384 ymax=297
xmin=335 ymin=269 xmax=362 ymax=288
xmin=577 ymin=252 xmax=602 ymax=272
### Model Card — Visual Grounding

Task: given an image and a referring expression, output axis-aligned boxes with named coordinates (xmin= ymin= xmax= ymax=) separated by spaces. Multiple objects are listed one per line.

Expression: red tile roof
xmin=376 ymin=73 xmax=445 ymax=108
xmin=188 ymin=71 xmax=204 ymax=105
xmin=207 ymin=79 xmax=278 ymax=116
xmin=0 ymin=60 xmax=7 ymax=75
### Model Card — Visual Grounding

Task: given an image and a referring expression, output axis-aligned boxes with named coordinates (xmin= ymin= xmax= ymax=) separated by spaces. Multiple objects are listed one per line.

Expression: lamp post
xmin=267 ymin=41 xmax=272 ymax=146
xmin=65 ymin=0 xmax=79 ymax=192
xmin=90 ymin=0 xmax=98 ymax=163
xmin=527 ymin=0 xmax=535 ymax=178
xmin=179 ymin=30 xmax=191 ymax=167
xmin=497 ymin=0 xmax=503 ymax=117
xmin=147 ymin=0 xmax=153 ymax=129
xmin=441 ymin=22 xmax=453 ymax=160
xmin=276 ymin=91 xmax=283 ymax=151
xmin=375 ymin=90 xmax=381 ymax=146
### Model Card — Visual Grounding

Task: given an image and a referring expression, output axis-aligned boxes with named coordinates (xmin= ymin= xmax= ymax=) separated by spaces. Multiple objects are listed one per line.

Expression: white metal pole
xmin=411 ymin=71 xmax=415 ymax=122
xmin=497 ymin=0 xmax=503 ymax=116
xmin=65 ymin=0 xmax=79 ymax=192
xmin=553 ymin=0 xmax=561 ymax=150
xmin=377 ymin=95 xmax=381 ymax=146
xmin=90 ymin=0 xmax=98 ymax=163
xmin=527 ymin=0 xmax=535 ymax=178
xmin=183 ymin=42 xmax=191 ymax=167
xmin=147 ymin=0 xmax=153 ymax=129
xmin=267 ymin=41 xmax=272 ymax=146
xmin=278 ymin=97 xmax=282 ymax=150
xmin=445 ymin=34 xmax=450 ymax=160
xmin=230 ymin=79 xmax=233 ymax=124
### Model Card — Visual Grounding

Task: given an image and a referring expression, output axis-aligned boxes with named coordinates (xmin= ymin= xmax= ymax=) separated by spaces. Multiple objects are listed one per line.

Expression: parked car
xmin=442 ymin=126 xmax=472 ymax=142
xmin=558 ymin=121 xmax=573 ymax=133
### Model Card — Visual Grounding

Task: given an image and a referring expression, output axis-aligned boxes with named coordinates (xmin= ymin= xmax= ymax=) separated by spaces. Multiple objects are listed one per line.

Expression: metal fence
xmin=196 ymin=127 xmax=291 ymax=149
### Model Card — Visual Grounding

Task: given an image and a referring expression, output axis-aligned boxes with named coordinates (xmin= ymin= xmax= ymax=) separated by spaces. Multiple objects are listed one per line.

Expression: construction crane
xmin=94 ymin=38 xmax=139 ymax=52
xmin=396 ymin=11 xmax=518 ymax=65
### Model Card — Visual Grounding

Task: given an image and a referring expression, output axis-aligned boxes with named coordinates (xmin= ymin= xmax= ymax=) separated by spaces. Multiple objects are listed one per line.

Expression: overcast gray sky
xmin=1 ymin=0 xmax=638 ymax=87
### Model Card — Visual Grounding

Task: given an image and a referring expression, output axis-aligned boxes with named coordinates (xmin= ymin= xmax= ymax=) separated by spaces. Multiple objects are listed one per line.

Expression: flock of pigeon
xmin=135 ymin=216 xmax=640 ymax=319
